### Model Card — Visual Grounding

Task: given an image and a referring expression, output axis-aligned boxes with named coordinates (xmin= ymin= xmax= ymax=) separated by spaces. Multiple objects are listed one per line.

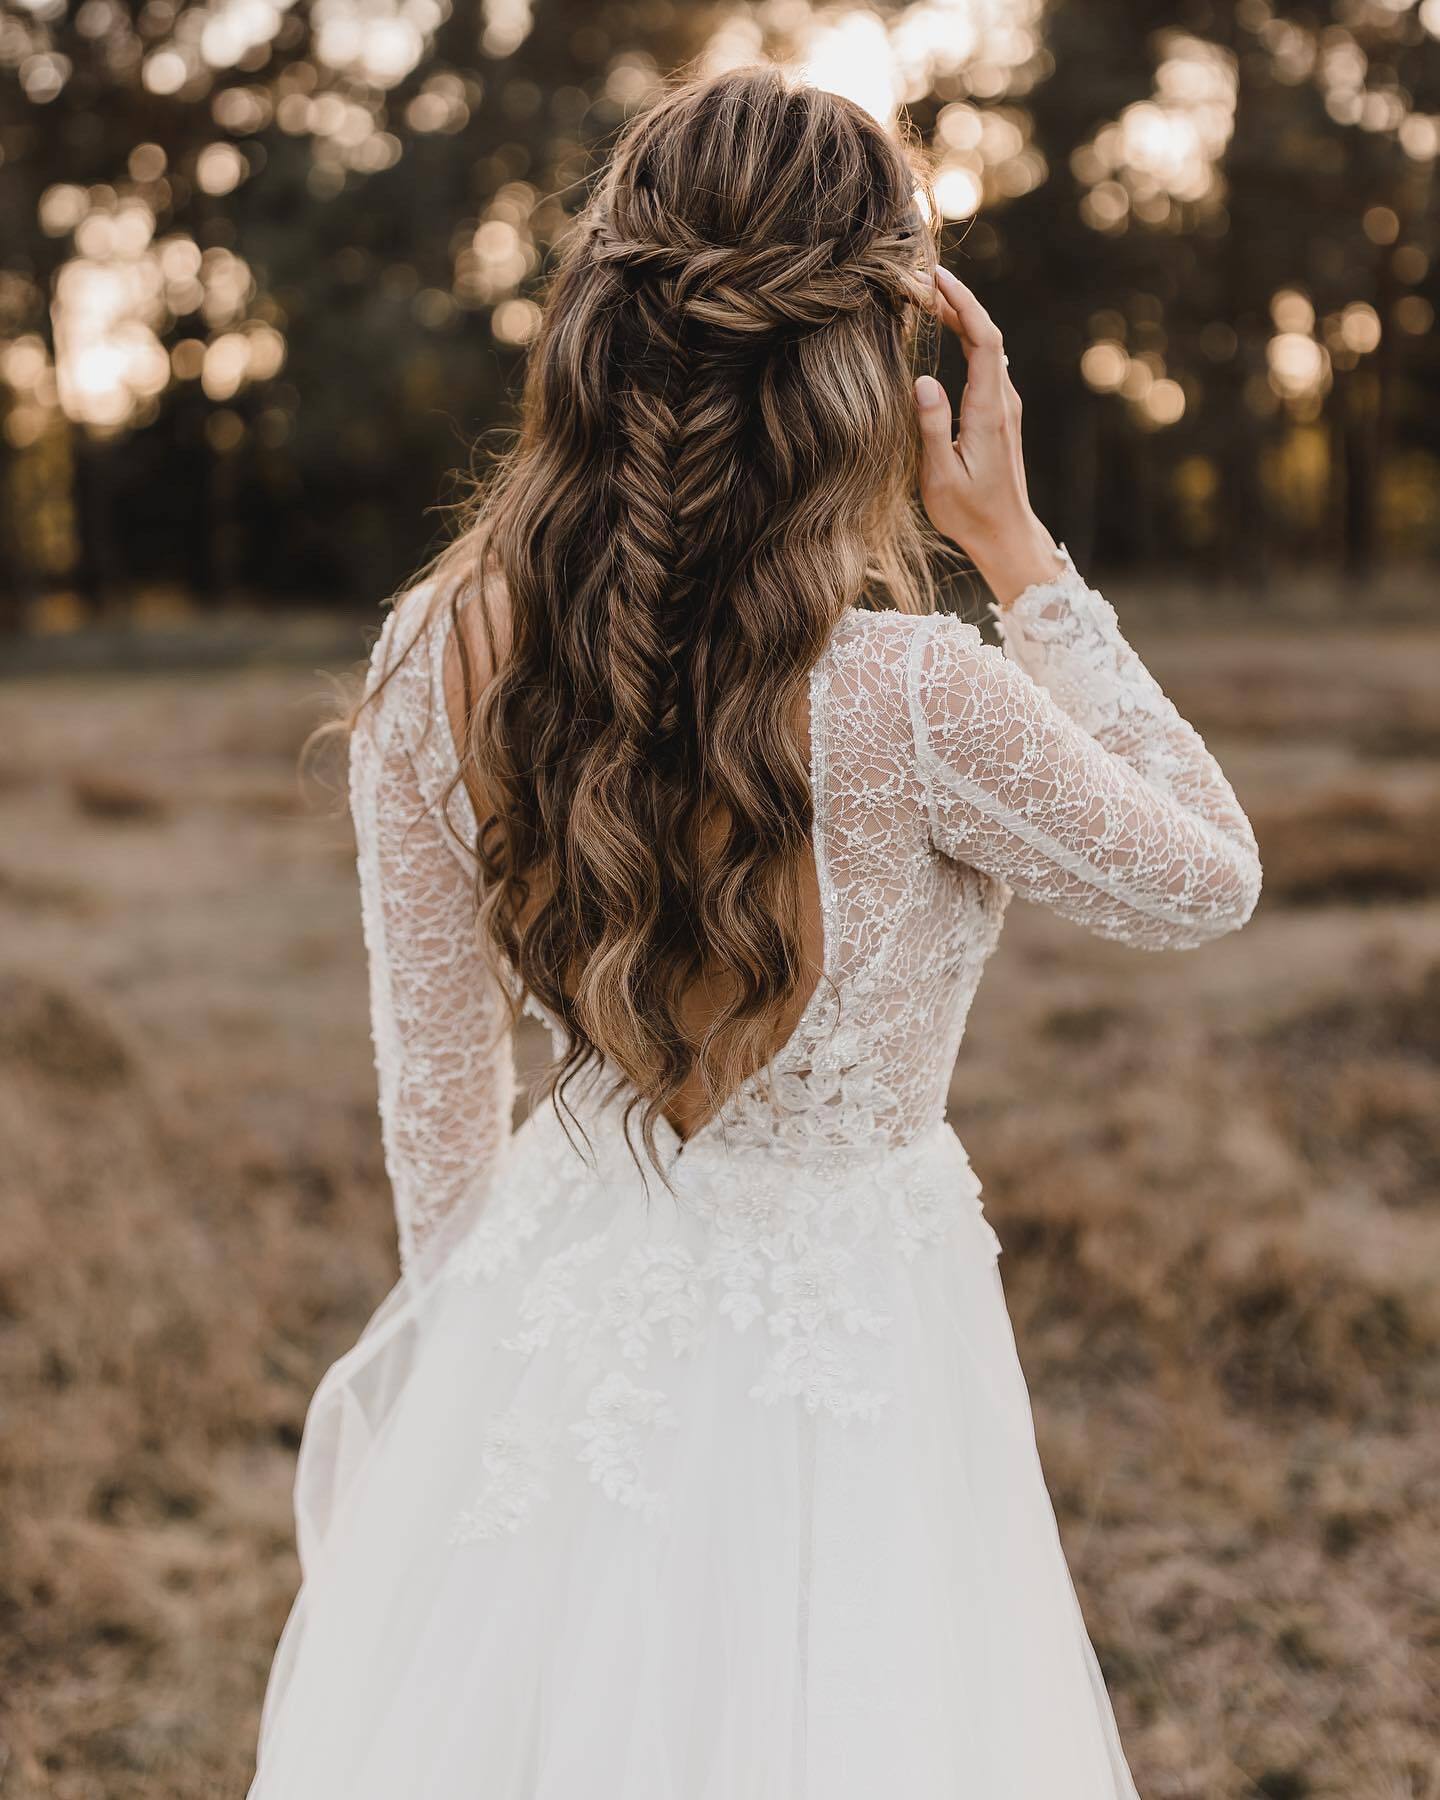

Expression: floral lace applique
xmin=687 ymin=1143 xmax=972 ymax=1421
xmin=449 ymin=1409 xmax=557 ymax=1545
xmin=471 ymin=1127 xmax=990 ymax=1439
xmin=447 ymin=1123 xmax=595 ymax=1285
xmin=503 ymin=1233 xmax=612 ymax=1360
xmin=595 ymin=1244 xmax=707 ymax=1367
xmin=570 ymin=1371 xmax=677 ymax=1521
xmin=755 ymin=1245 xmax=893 ymax=1422
xmin=752 ymin=1330 xmax=891 ymax=1423
xmin=447 ymin=1134 xmax=999 ymax=1543
xmin=887 ymin=1159 xmax=1000 ymax=1263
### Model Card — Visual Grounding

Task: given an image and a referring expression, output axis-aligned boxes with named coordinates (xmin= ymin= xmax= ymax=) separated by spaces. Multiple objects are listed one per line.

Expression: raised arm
xmin=349 ymin=602 xmax=515 ymax=1280
xmin=907 ymin=578 xmax=1261 ymax=950
xmin=905 ymin=264 xmax=1260 ymax=948
xmin=990 ymin=548 xmax=1259 ymax=854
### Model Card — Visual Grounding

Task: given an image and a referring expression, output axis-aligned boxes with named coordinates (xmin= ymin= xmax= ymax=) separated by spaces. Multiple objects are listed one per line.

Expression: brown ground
xmin=1 ymin=616 xmax=1438 ymax=1800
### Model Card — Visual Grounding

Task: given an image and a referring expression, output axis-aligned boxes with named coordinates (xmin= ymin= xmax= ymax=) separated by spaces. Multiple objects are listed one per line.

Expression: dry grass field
xmin=2 ymin=614 xmax=1438 ymax=1799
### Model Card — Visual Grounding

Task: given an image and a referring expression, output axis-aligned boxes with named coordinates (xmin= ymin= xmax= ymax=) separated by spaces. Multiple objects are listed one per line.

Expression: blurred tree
xmin=0 ymin=0 xmax=1436 ymax=624
xmin=0 ymin=0 xmax=723 ymax=615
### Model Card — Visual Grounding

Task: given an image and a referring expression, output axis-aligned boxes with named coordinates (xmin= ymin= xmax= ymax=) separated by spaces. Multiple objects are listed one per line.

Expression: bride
xmin=250 ymin=66 xmax=1260 ymax=1799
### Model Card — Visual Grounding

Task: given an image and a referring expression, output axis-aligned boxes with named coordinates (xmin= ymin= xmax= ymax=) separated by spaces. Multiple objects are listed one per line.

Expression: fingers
xmin=933 ymin=266 xmax=1001 ymax=351
xmin=920 ymin=268 xmax=961 ymax=335
xmin=913 ymin=373 xmax=958 ymax=492
xmin=1006 ymin=379 xmax=1025 ymax=487
xmin=934 ymin=266 xmax=1007 ymax=418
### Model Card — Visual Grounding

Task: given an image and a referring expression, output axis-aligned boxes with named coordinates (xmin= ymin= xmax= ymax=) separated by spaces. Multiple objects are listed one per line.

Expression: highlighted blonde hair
xmin=416 ymin=66 xmax=939 ymax=1166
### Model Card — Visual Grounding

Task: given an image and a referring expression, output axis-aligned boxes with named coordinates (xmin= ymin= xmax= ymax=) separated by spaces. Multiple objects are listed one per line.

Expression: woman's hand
xmin=915 ymin=266 xmax=1064 ymax=608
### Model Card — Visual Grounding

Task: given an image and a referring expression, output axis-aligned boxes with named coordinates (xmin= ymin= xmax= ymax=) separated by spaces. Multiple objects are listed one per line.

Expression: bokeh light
xmin=1143 ymin=377 xmax=1186 ymax=426
xmin=1268 ymin=332 xmax=1330 ymax=404
xmin=492 ymin=296 xmax=541 ymax=345
xmin=1271 ymin=289 xmax=1316 ymax=335
xmin=481 ymin=0 xmax=534 ymax=60
xmin=196 ymin=142 xmax=247 ymax=196
xmin=32 ymin=175 xmax=284 ymax=437
xmin=1081 ymin=341 xmax=1128 ymax=393
xmin=1075 ymin=34 xmax=1237 ymax=233
xmin=1338 ymin=301 xmax=1382 ymax=355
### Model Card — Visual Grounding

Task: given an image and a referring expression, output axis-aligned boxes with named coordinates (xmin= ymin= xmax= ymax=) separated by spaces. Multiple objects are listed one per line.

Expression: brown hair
xmin=404 ymin=66 xmax=939 ymax=1169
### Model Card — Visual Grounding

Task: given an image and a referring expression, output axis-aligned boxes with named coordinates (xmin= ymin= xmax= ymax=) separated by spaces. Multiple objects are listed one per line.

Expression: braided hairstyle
xmin=433 ymin=66 xmax=939 ymax=1172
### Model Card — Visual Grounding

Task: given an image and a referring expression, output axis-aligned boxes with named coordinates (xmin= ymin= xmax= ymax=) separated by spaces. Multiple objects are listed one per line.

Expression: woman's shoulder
xmin=363 ymin=568 xmax=510 ymax=754
xmin=838 ymin=603 xmax=984 ymax=649
xmin=366 ymin=580 xmax=441 ymax=688
xmin=355 ymin=584 xmax=445 ymax=761
xmin=826 ymin=603 xmax=986 ymax=698
xmin=820 ymin=606 xmax=1014 ymax=784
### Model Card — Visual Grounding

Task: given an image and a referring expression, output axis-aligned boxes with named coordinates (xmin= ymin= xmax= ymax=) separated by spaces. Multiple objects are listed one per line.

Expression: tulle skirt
xmin=249 ymin=1104 xmax=1140 ymax=1799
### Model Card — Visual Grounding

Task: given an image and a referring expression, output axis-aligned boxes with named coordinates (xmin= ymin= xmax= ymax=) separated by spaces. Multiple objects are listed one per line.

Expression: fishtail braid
xmin=387 ymin=66 xmax=942 ymax=1175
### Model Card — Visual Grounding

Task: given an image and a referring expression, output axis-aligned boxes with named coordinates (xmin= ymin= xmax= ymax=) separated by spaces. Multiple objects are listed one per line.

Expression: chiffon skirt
xmin=249 ymin=1105 xmax=1140 ymax=1799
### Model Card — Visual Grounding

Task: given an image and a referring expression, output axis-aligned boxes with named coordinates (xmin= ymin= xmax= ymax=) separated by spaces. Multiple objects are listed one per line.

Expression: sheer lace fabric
xmin=348 ymin=600 xmax=516 ymax=1276
xmin=251 ymin=552 xmax=1260 ymax=1800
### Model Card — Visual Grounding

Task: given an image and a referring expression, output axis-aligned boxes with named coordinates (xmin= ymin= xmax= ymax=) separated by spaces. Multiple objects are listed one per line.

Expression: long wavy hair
xmin=393 ymin=66 xmax=940 ymax=1170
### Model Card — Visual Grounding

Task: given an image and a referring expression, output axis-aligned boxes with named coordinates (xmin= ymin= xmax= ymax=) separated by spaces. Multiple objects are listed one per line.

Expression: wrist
xmin=960 ymin=515 xmax=1064 ymax=609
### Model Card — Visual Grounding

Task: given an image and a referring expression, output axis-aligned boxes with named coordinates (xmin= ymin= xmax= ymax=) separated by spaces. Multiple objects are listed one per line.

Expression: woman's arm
xmin=350 ymin=604 xmax=515 ymax=1280
xmin=908 ymin=591 xmax=1260 ymax=950
xmin=991 ymin=548 xmax=1258 ymax=851
xmin=907 ymin=266 xmax=1260 ymax=947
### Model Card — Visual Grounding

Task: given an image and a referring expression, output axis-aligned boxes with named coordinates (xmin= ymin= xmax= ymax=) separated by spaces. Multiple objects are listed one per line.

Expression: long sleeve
xmin=906 ymin=550 xmax=1261 ymax=950
xmin=349 ymin=602 xmax=516 ymax=1279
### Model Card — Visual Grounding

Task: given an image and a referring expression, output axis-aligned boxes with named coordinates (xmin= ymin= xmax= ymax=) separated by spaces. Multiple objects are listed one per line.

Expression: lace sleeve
xmin=349 ymin=603 xmax=516 ymax=1279
xmin=906 ymin=555 xmax=1262 ymax=951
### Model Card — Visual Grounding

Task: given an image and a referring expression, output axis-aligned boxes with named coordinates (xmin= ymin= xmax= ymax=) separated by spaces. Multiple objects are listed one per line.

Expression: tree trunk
xmin=71 ymin=434 xmax=126 ymax=617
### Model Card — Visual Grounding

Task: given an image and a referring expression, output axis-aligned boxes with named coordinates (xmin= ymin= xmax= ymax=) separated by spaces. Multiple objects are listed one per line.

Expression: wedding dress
xmin=249 ymin=552 xmax=1260 ymax=1799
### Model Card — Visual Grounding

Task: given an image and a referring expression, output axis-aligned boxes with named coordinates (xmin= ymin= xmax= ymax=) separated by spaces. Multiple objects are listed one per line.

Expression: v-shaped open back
xmin=643 ymin=654 xmax=835 ymax=1149
xmin=438 ymin=597 xmax=844 ymax=1154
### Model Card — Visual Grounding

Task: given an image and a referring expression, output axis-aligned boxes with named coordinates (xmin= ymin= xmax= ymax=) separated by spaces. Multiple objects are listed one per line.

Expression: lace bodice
xmin=351 ymin=551 xmax=1261 ymax=1277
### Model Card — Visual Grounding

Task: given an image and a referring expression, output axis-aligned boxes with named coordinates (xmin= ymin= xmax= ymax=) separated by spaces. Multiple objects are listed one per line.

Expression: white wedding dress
xmin=249 ymin=552 xmax=1260 ymax=1799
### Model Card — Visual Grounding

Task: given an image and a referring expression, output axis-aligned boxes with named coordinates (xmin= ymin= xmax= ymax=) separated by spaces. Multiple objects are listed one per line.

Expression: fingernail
xmin=914 ymin=375 xmax=942 ymax=408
